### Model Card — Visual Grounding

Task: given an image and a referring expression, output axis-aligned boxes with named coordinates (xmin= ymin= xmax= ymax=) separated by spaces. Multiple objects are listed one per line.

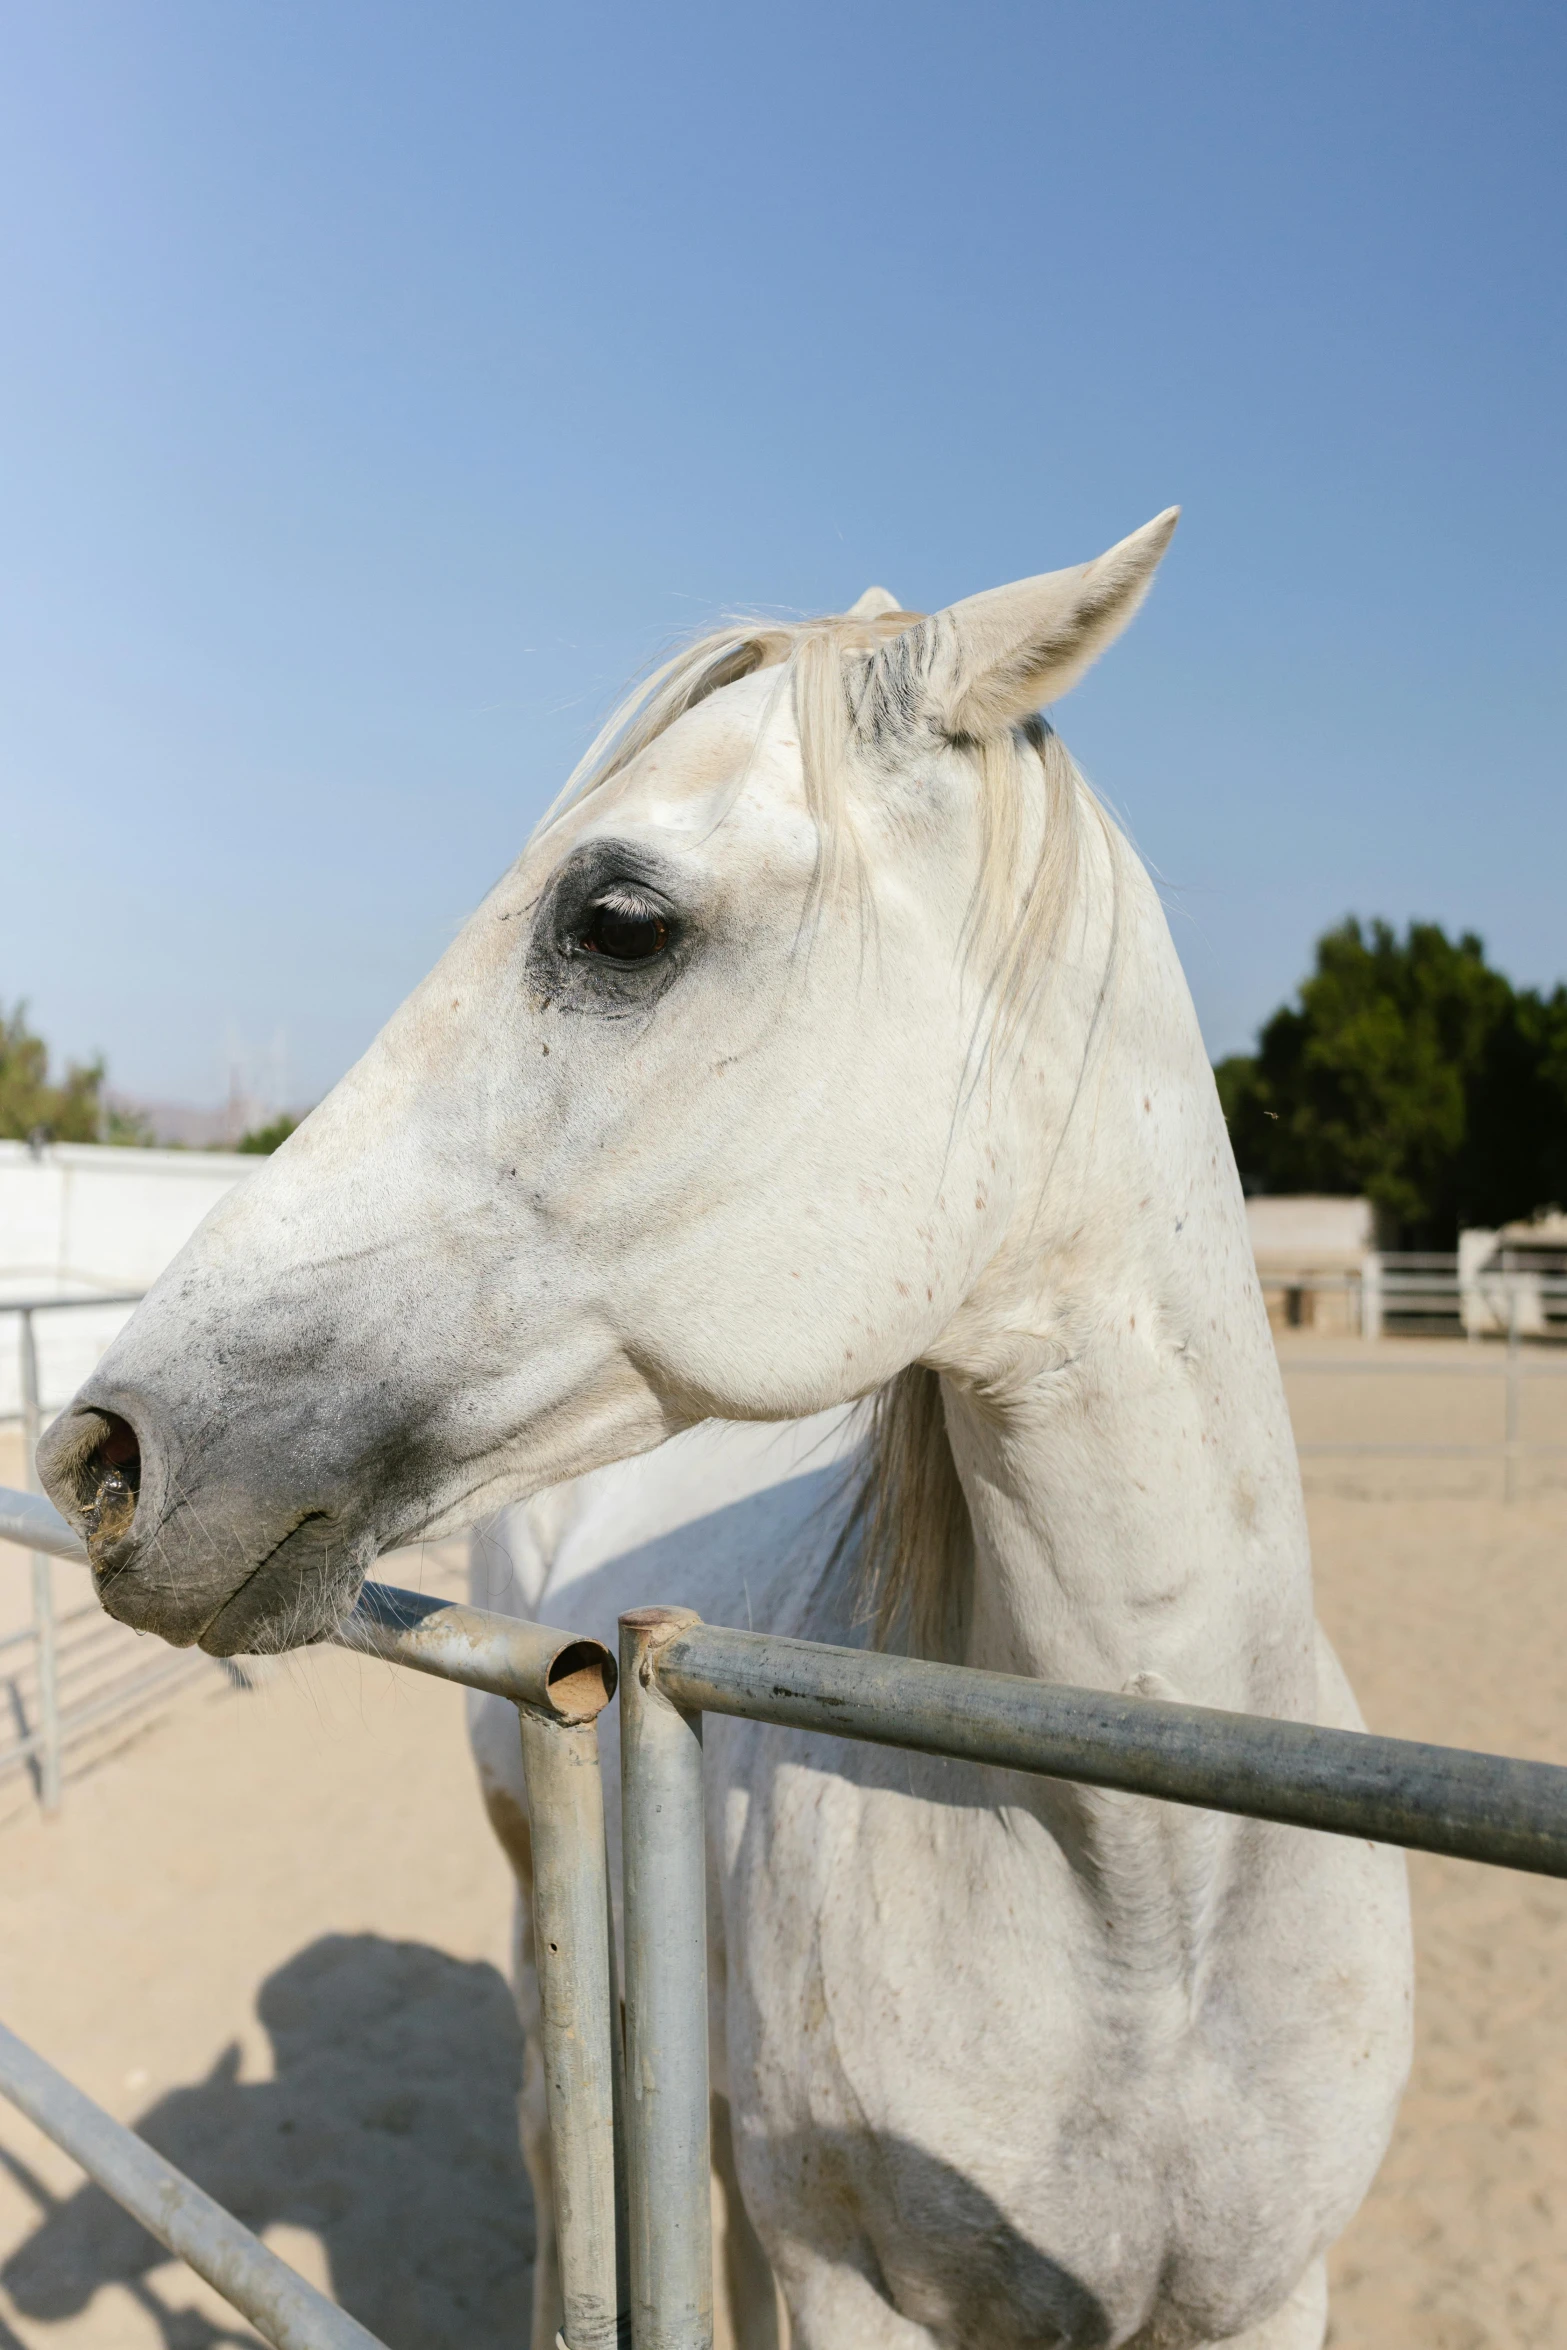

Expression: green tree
xmin=234 ymin=1112 xmax=301 ymax=1154
xmin=1463 ymin=980 xmax=1567 ymax=1231
xmin=1216 ymin=920 xmax=1567 ymax=1246
xmin=0 ymin=1002 xmax=105 ymax=1143
xmin=102 ymin=1101 xmax=158 ymax=1147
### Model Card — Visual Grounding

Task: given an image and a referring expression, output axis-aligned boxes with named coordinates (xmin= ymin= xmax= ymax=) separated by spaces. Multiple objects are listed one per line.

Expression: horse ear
xmin=847 ymin=585 xmax=904 ymax=619
xmin=859 ymin=509 xmax=1177 ymax=744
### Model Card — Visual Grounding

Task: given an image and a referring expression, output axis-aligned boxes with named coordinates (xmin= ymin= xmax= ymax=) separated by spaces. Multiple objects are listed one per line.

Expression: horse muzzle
xmin=36 ymin=1393 xmax=373 ymax=1655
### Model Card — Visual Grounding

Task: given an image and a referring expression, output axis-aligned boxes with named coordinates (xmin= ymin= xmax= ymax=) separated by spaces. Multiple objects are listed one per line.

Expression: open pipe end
xmin=545 ymin=1638 xmax=617 ymax=1722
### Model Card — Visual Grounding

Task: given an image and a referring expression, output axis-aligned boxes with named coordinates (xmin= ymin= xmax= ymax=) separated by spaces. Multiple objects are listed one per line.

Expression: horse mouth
xmin=194 ymin=1514 xmax=367 ymax=1656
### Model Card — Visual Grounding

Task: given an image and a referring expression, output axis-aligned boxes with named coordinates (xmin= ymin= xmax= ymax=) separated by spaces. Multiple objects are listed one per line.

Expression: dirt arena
xmin=0 ymin=1340 xmax=1564 ymax=2348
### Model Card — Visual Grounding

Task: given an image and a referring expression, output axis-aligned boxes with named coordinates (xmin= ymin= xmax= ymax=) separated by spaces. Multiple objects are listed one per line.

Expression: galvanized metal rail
xmin=651 ymin=1617 xmax=1567 ymax=1876
xmin=620 ymin=1610 xmax=712 ymax=2350
xmin=0 ymin=1487 xmax=614 ymax=1719
xmin=0 ymin=2020 xmax=383 ymax=2350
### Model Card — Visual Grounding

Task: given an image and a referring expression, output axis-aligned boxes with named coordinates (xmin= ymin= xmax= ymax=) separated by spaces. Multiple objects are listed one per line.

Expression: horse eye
xmin=579 ymin=893 xmax=669 ymax=962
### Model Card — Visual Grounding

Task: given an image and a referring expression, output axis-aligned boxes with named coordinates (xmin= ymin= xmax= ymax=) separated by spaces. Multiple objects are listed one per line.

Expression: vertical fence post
xmin=1504 ymin=1280 xmax=1521 ymax=1506
xmin=19 ymin=1310 xmax=61 ymax=1813
xmin=515 ymin=1707 xmax=627 ymax=2350
xmin=619 ymin=1608 xmax=712 ymax=2350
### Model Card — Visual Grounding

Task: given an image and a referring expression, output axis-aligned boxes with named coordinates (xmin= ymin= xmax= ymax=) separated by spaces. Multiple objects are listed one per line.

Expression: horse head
xmin=38 ymin=512 xmax=1176 ymax=1653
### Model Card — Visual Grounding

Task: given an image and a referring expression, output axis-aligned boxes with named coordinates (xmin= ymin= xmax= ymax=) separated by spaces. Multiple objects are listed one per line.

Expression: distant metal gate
xmin=4 ymin=1487 xmax=1567 ymax=2350
xmin=2 ymin=1294 xmax=159 ymax=1809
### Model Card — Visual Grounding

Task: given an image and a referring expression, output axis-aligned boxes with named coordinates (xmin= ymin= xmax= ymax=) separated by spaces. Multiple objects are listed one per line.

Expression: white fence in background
xmin=0 ymin=1140 xmax=255 ymax=1420
xmin=1259 ymin=1263 xmax=1567 ymax=1501
xmin=0 ymin=1142 xmax=258 ymax=1805
xmin=1259 ymin=1254 xmax=1567 ymax=1343
xmin=2 ymin=1294 xmax=180 ymax=1809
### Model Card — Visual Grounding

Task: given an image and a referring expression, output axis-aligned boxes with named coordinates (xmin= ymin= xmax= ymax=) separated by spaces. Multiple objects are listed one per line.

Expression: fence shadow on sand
xmin=0 ymin=1933 xmax=532 ymax=2350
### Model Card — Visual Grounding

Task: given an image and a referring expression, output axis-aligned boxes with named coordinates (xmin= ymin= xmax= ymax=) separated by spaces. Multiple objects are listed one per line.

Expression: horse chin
xmin=195 ymin=1526 xmax=370 ymax=1657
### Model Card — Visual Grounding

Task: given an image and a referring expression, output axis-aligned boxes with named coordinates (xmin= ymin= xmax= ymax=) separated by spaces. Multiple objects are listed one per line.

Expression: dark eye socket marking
xmin=574 ymin=885 xmax=670 ymax=964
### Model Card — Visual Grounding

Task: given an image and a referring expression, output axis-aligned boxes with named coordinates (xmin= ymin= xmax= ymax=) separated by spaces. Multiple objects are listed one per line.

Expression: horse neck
xmin=932 ymin=839 xmax=1316 ymax=1724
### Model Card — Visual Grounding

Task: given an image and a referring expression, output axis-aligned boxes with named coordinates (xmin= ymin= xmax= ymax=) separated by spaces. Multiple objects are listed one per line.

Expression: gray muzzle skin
xmin=35 ymin=1388 xmax=381 ymax=1656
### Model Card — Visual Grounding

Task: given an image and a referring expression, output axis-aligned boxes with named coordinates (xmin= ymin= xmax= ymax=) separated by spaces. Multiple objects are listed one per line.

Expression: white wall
xmin=0 ymin=1141 xmax=256 ymax=1420
xmin=1245 ymin=1193 xmax=1375 ymax=1271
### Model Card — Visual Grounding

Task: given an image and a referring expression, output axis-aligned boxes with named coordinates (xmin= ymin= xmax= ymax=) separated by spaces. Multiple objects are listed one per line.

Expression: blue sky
xmin=3 ymin=2 xmax=1563 ymax=1106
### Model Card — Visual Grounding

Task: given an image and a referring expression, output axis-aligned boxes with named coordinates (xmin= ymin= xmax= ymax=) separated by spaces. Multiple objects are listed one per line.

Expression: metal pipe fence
xmin=0 ymin=2019 xmax=384 ymax=2350
xmin=5 ymin=1487 xmax=1567 ymax=2348
xmin=617 ymin=1608 xmax=1567 ymax=2349
xmin=620 ymin=1609 xmax=712 ymax=2350
xmin=1283 ymin=1344 xmax=1567 ymax=1502
xmin=2 ymin=1292 xmax=145 ymax=1808
xmin=1259 ymin=1260 xmax=1567 ymax=1341
xmin=0 ymin=1488 xmax=622 ymax=2350
xmin=1261 ymin=1269 xmax=1567 ymax=1500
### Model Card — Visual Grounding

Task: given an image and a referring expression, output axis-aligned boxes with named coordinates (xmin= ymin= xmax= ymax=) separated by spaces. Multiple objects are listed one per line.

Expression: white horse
xmin=39 ymin=512 xmax=1412 ymax=2350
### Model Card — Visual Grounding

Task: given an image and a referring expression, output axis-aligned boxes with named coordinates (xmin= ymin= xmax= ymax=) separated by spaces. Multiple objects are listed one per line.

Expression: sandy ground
xmin=0 ymin=1532 xmax=526 ymax=2350
xmin=0 ymin=1345 xmax=1563 ymax=2348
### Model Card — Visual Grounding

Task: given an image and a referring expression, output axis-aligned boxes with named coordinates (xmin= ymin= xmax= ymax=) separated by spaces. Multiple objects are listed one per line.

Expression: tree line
xmin=0 ymin=1003 xmax=297 ymax=1155
xmin=1216 ymin=919 xmax=1567 ymax=1247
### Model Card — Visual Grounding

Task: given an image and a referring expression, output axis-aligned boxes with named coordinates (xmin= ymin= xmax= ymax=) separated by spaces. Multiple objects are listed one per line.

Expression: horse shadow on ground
xmin=0 ymin=1933 xmax=532 ymax=2350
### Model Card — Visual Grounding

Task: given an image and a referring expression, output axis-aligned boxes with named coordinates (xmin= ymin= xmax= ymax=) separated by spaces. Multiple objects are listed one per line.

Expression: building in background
xmin=1244 ymin=1195 xmax=1376 ymax=1334
xmin=1460 ymin=1213 xmax=1567 ymax=1340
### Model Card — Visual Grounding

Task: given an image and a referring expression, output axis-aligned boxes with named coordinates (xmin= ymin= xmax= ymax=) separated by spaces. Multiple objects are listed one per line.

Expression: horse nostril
xmin=84 ymin=1414 xmax=142 ymax=1547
